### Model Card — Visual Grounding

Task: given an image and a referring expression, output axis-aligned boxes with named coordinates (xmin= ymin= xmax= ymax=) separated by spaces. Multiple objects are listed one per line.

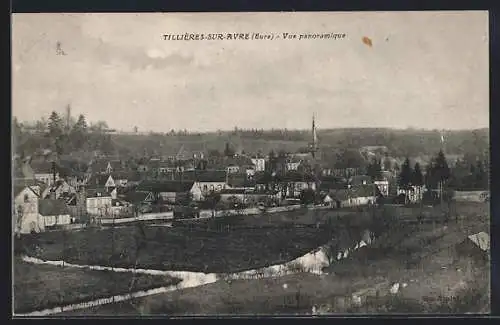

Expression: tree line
xmin=395 ymin=150 xmax=488 ymax=192
xmin=13 ymin=108 xmax=115 ymax=158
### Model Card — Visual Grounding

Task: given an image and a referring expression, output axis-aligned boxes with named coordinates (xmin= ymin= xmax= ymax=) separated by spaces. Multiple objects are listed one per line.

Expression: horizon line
xmin=14 ymin=116 xmax=489 ymax=133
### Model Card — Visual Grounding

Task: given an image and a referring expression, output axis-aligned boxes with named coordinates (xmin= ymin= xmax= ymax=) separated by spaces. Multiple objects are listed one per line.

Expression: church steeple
xmin=311 ymin=113 xmax=318 ymax=158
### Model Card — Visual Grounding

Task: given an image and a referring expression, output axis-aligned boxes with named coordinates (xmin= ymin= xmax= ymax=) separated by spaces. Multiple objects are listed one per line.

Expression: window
xmin=24 ymin=194 xmax=29 ymax=203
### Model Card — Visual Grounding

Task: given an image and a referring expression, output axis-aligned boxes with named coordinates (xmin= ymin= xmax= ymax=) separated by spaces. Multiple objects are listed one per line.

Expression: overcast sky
xmin=12 ymin=11 xmax=489 ymax=132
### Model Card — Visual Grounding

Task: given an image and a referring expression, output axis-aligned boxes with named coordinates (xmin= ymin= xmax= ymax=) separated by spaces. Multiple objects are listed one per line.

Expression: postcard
xmin=12 ymin=11 xmax=490 ymax=317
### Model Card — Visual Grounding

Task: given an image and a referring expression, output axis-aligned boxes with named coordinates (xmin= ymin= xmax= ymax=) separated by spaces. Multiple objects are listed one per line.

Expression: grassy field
xmin=59 ymin=203 xmax=489 ymax=315
xmin=24 ymin=222 xmax=337 ymax=273
xmin=17 ymin=202 xmax=489 ymax=315
xmin=13 ymin=258 xmax=180 ymax=314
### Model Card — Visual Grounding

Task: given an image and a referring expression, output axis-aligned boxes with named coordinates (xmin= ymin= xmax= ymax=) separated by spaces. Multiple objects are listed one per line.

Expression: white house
xmin=286 ymin=162 xmax=301 ymax=171
xmin=287 ymin=181 xmax=317 ymax=197
xmin=192 ymin=171 xmax=228 ymax=197
xmin=251 ymin=158 xmax=266 ymax=172
xmin=328 ymin=185 xmax=378 ymax=208
xmin=86 ymin=189 xmax=113 ymax=216
xmin=397 ymin=185 xmax=426 ymax=203
xmin=374 ymin=180 xmax=389 ymax=197
xmin=39 ymin=199 xmax=72 ymax=228
xmin=13 ymin=184 xmax=42 ymax=234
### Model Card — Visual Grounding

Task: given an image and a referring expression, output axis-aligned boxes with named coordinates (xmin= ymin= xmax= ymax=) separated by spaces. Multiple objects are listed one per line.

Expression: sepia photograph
xmin=11 ymin=11 xmax=490 ymax=316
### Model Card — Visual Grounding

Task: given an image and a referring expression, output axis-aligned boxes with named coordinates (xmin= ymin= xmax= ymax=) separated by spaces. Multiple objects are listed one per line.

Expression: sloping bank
xmin=16 ymin=232 xmax=374 ymax=316
xmin=98 ymin=204 xmax=330 ymax=225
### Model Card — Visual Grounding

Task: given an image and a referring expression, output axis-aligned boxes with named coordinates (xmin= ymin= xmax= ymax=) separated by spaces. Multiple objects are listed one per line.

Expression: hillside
xmin=110 ymin=128 xmax=489 ymax=159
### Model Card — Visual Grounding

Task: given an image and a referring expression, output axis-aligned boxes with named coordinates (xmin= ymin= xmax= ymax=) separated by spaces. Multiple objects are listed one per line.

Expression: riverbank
xmin=15 ymin=201 xmax=489 ymax=315
xmin=13 ymin=257 xmax=180 ymax=314
xmin=58 ymin=205 xmax=489 ymax=315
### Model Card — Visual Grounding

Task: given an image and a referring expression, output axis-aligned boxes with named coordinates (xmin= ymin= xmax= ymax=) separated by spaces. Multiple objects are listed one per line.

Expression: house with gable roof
xmin=135 ymin=180 xmax=202 ymax=203
xmin=26 ymin=161 xmax=61 ymax=187
xmin=86 ymin=187 xmax=113 ymax=216
xmin=13 ymin=179 xmax=45 ymax=234
xmin=39 ymin=199 xmax=72 ymax=228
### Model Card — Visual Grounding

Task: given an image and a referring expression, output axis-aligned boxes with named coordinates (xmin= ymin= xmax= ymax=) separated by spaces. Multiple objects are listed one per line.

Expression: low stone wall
xmin=453 ymin=191 xmax=489 ymax=203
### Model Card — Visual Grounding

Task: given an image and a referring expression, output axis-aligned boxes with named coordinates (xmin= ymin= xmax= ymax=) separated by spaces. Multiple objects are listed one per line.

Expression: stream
xmin=15 ymin=229 xmax=375 ymax=316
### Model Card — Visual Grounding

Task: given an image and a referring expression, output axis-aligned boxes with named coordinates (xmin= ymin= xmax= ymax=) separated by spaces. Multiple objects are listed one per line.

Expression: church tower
xmin=310 ymin=113 xmax=319 ymax=159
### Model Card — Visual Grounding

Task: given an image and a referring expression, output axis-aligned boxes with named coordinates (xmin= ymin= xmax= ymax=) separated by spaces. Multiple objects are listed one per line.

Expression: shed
xmin=39 ymin=199 xmax=72 ymax=227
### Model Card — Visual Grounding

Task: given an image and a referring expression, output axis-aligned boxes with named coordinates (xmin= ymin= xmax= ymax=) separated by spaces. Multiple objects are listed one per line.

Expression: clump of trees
xmin=13 ymin=108 xmax=115 ymax=157
xmin=396 ymin=149 xmax=489 ymax=204
xmin=447 ymin=153 xmax=489 ymax=190
xmin=398 ymin=158 xmax=424 ymax=190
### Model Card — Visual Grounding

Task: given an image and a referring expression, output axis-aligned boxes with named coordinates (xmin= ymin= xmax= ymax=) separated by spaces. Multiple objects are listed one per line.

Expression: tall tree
xmin=398 ymin=158 xmax=412 ymax=189
xmin=74 ymin=114 xmax=88 ymax=131
xmin=425 ymin=163 xmax=436 ymax=189
xmin=412 ymin=162 xmax=424 ymax=186
xmin=432 ymin=149 xmax=450 ymax=186
xmin=47 ymin=111 xmax=63 ymax=138
xmin=367 ymin=158 xmax=382 ymax=181
xmin=71 ymin=114 xmax=88 ymax=150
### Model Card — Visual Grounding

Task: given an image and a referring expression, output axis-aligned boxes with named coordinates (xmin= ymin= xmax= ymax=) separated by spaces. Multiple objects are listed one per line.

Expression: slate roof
xmin=87 ymin=174 xmax=112 ymax=188
xmin=279 ymin=172 xmax=316 ymax=183
xmin=350 ymin=184 xmax=380 ymax=197
xmin=328 ymin=184 xmax=379 ymax=201
xmin=349 ymin=175 xmax=373 ymax=186
xmin=13 ymin=179 xmax=46 ymax=198
xmin=136 ymin=180 xmax=195 ymax=193
xmin=124 ymin=191 xmax=151 ymax=204
xmin=111 ymin=171 xmax=142 ymax=182
xmin=38 ymin=199 xmax=69 ymax=216
xmin=227 ymin=174 xmax=256 ymax=188
xmin=179 ymin=170 xmax=227 ymax=183
xmin=88 ymin=159 xmax=123 ymax=173
xmin=86 ymin=187 xmax=112 ymax=198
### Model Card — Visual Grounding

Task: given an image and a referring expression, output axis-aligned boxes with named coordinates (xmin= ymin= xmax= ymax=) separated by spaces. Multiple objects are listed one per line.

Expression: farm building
xmin=135 ymin=180 xmax=203 ymax=203
xmin=327 ymin=184 xmax=379 ymax=208
xmin=39 ymin=199 xmax=72 ymax=228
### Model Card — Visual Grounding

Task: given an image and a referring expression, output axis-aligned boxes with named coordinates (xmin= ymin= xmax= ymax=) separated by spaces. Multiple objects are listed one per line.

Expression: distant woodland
xmin=13 ymin=111 xmax=489 ymax=164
